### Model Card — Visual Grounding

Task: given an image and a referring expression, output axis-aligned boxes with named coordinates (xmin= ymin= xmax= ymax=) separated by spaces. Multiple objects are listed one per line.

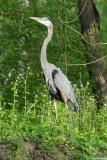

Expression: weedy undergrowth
xmin=0 ymin=71 xmax=107 ymax=159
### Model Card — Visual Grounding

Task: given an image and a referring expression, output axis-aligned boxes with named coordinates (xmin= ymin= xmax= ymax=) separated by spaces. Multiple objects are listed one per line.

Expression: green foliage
xmin=0 ymin=0 xmax=107 ymax=159
xmin=0 ymin=78 xmax=107 ymax=159
xmin=0 ymin=0 xmax=89 ymax=105
xmin=96 ymin=0 xmax=107 ymax=65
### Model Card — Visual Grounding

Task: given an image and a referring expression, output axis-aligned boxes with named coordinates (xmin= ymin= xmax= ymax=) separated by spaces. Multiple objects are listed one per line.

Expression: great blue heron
xmin=30 ymin=17 xmax=79 ymax=123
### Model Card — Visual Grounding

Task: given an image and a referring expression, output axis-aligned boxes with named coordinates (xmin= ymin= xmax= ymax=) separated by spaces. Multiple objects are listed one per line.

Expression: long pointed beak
xmin=30 ymin=17 xmax=37 ymax=21
xmin=30 ymin=17 xmax=41 ymax=23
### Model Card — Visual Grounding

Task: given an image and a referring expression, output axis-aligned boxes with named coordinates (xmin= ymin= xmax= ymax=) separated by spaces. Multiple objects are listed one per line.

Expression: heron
xmin=30 ymin=17 xmax=79 ymax=125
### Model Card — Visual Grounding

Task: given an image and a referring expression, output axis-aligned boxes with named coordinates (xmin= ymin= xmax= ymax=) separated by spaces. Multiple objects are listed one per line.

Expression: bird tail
xmin=68 ymin=100 xmax=80 ymax=112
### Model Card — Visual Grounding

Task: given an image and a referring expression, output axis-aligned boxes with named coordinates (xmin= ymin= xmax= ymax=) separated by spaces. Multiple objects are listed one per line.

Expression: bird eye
xmin=47 ymin=16 xmax=50 ymax=20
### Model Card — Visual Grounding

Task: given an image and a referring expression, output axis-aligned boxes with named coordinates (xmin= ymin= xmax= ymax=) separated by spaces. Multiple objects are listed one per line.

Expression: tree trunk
xmin=78 ymin=0 xmax=107 ymax=107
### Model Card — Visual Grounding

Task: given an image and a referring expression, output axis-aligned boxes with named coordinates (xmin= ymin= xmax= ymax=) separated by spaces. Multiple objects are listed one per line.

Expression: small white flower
xmin=87 ymin=82 xmax=89 ymax=85
xmin=104 ymin=103 xmax=107 ymax=107
xmin=28 ymin=66 xmax=30 ymax=70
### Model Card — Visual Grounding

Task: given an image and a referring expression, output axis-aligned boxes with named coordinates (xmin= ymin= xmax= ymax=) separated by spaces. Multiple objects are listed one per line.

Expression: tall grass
xmin=0 ymin=71 xmax=107 ymax=159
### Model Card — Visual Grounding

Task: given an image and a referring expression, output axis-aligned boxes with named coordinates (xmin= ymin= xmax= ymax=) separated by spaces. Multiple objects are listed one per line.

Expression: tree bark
xmin=78 ymin=0 xmax=107 ymax=107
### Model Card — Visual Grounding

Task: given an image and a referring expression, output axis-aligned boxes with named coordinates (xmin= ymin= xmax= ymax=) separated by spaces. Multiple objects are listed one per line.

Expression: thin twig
xmin=57 ymin=55 xmax=107 ymax=66
xmin=58 ymin=10 xmax=107 ymax=46
xmin=64 ymin=23 xmax=97 ymax=60
xmin=58 ymin=0 xmax=88 ymax=24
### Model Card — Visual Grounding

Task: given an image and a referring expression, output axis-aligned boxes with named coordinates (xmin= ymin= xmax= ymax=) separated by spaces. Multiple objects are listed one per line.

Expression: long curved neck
xmin=40 ymin=24 xmax=53 ymax=69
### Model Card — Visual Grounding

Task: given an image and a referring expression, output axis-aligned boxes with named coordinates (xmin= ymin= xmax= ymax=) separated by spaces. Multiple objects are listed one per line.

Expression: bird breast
xmin=43 ymin=67 xmax=57 ymax=94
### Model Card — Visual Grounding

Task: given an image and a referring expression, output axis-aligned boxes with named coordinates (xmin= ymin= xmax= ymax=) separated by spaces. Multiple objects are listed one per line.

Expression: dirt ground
xmin=0 ymin=141 xmax=73 ymax=160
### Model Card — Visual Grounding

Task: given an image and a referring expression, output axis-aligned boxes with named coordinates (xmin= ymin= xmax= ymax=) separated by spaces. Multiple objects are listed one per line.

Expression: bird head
xmin=30 ymin=17 xmax=52 ymax=28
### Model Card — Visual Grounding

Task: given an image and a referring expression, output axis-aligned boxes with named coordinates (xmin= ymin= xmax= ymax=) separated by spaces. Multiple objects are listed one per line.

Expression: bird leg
xmin=65 ymin=104 xmax=71 ymax=138
xmin=53 ymin=100 xmax=58 ymax=126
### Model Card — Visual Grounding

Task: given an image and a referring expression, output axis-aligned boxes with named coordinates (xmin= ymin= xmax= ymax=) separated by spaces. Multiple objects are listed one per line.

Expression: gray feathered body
xmin=43 ymin=63 xmax=79 ymax=112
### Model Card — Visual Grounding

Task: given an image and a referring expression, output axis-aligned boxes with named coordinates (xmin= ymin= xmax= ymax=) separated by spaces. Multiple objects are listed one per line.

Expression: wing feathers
xmin=52 ymin=69 xmax=79 ymax=111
